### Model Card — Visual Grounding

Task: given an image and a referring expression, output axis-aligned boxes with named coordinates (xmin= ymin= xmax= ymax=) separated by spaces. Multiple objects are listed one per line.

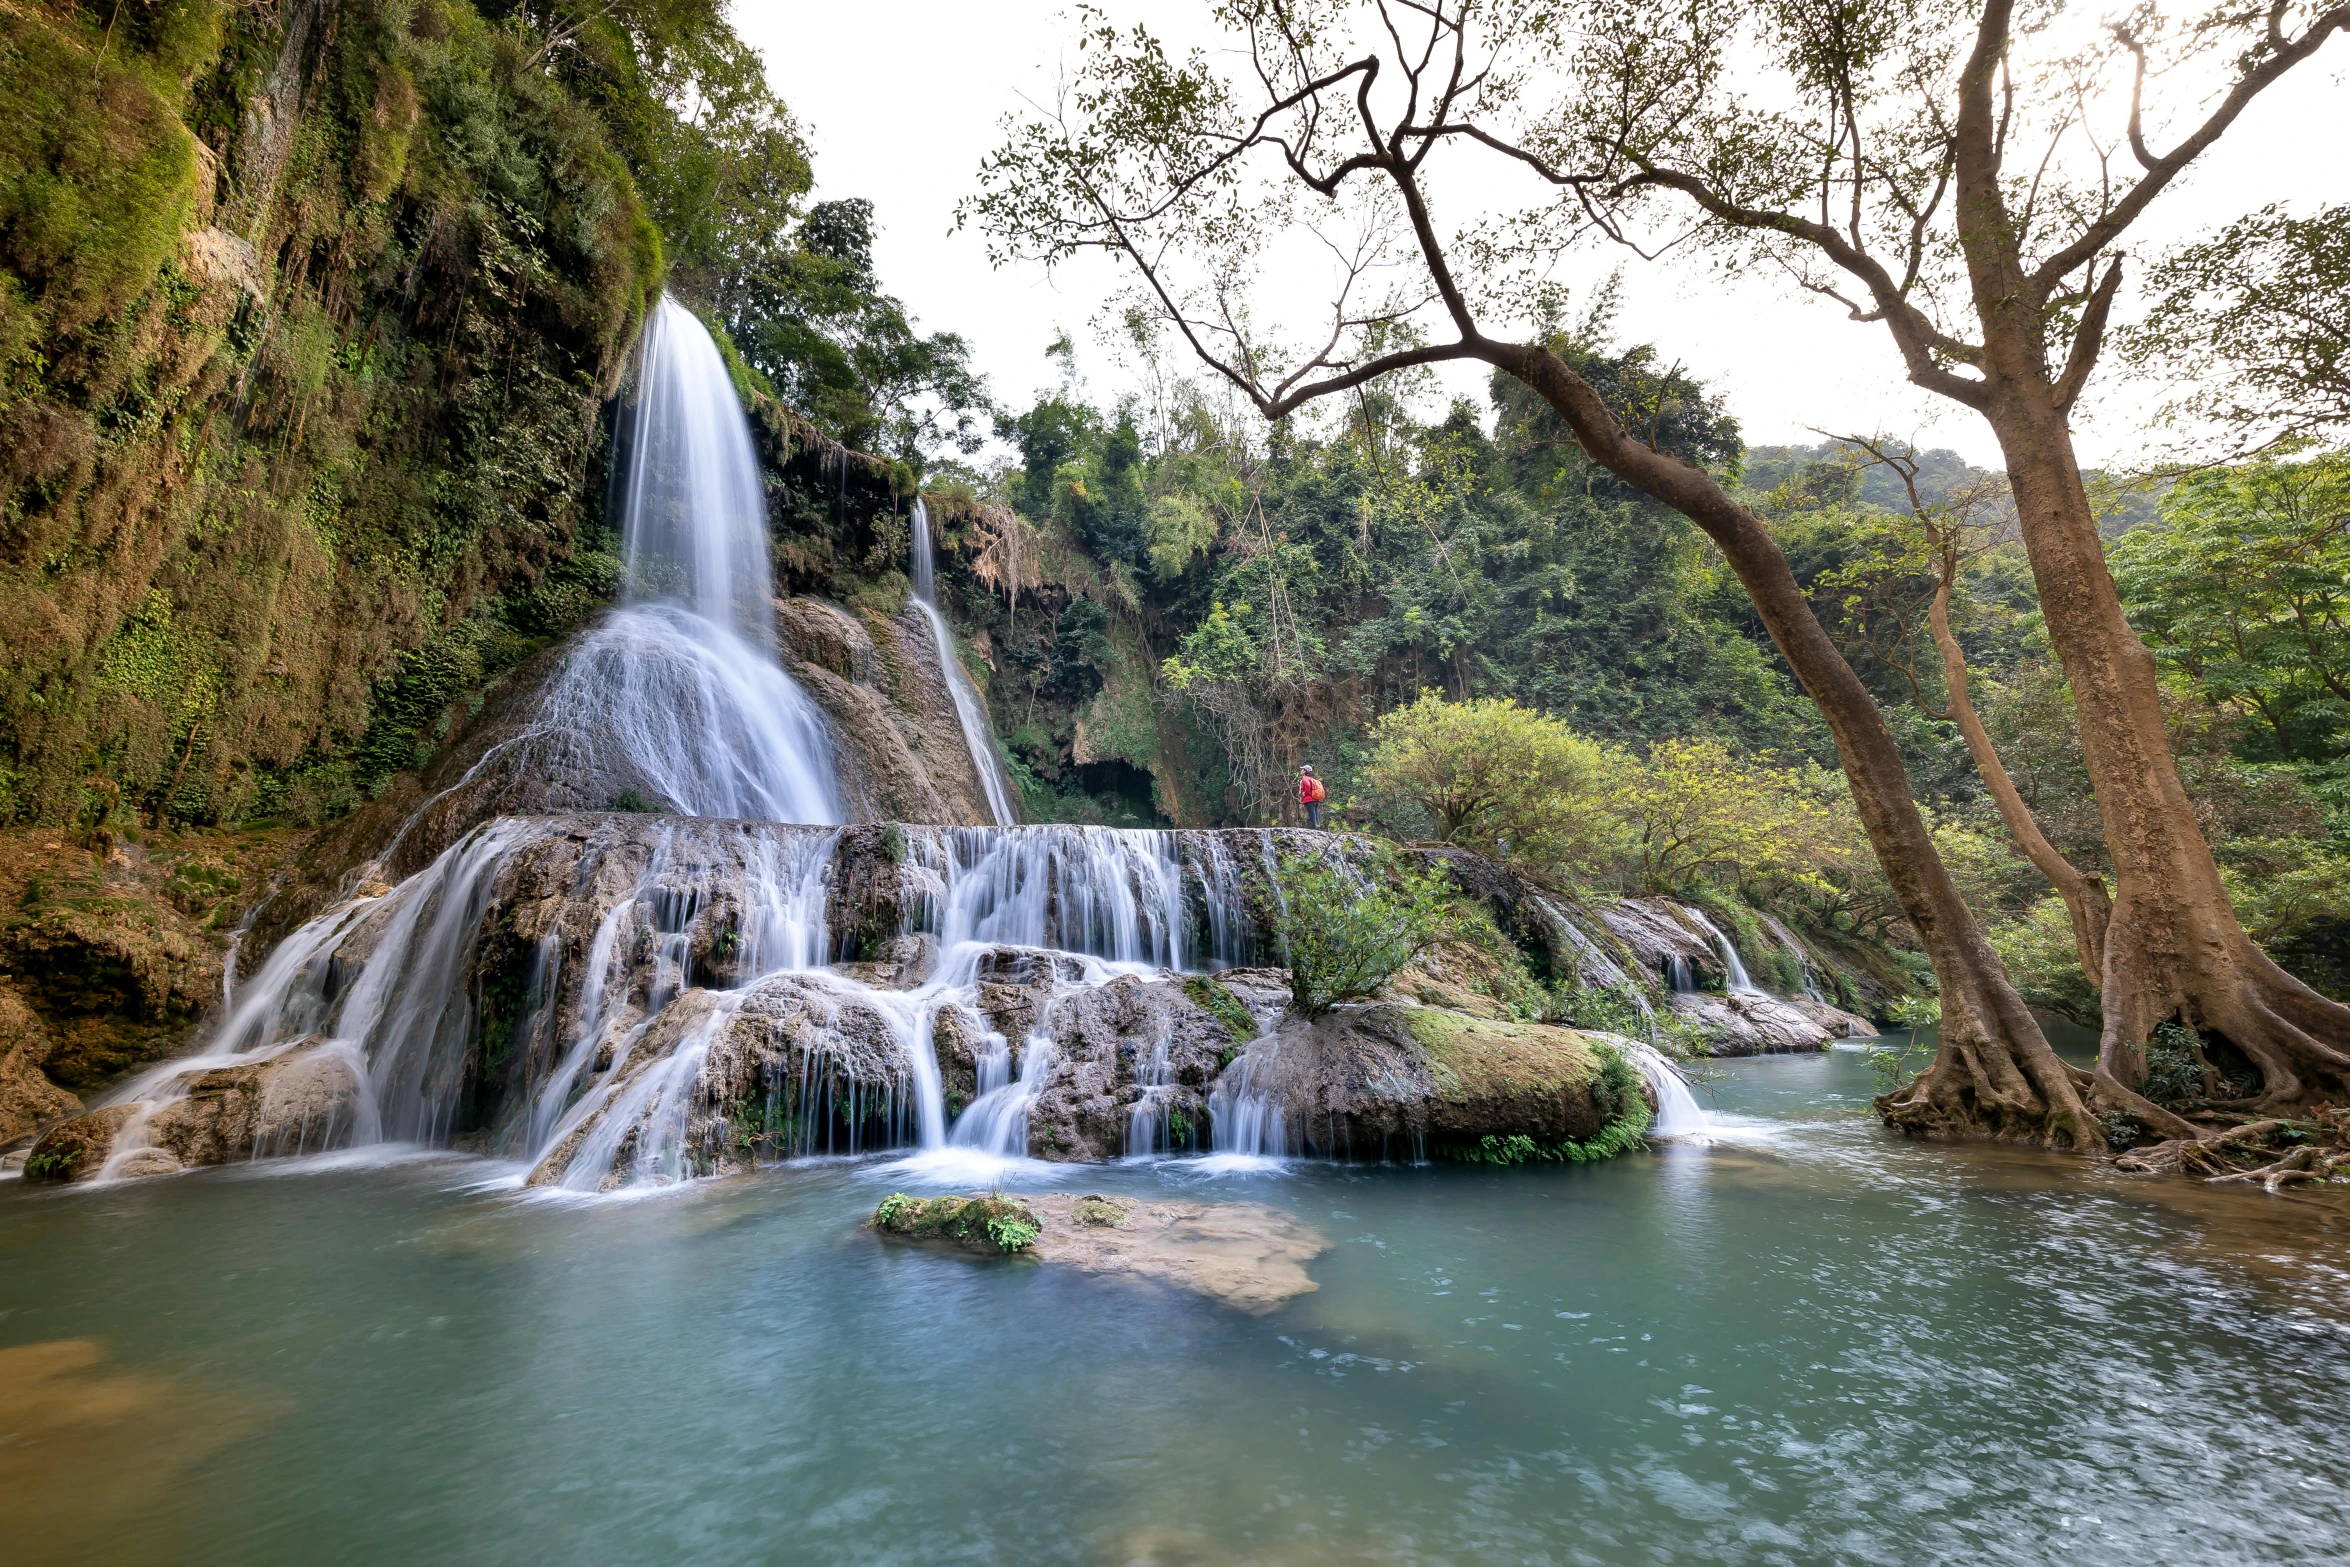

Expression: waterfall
xmin=882 ymin=824 xmax=1236 ymax=1166
xmin=1203 ymin=1048 xmax=1290 ymax=1168
xmin=520 ymin=295 xmax=842 ymax=824
xmin=908 ymin=500 xmax=1017 ymax=826
xmin=1125 ymin=1018 xmax=1180 ymax=1156
xmin=1760 ymin=912 xmax=1827 ymax=1002
xmin=1666 ymin=955 xmax=1695 ymax=993
xmin=95 ymin=820 xmax=534 ymax=1176
xmin=617 ymin=296 xmax=779 ymax=637
xmin=1681 ymin=906 xmax=1764 ymax=995
xmin=526 ymin=603 xmax=841 ymax=823
xmin=1617 ymin=1039 xmax=1710 ymax=1139
xmin=927 ymin=826 xmax=1194 ymax=978
xmin=949 ymin=1034 xmax=1056 ymax=1157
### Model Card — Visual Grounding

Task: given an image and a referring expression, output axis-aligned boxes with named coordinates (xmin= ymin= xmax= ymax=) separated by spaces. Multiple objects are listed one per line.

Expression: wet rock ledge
xmin=873 ymin=1191 xmax=1327 ymax=1315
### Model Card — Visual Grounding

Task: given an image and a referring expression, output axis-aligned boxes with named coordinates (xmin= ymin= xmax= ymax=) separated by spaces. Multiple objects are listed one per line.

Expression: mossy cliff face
xmin=1 ymin=0 xmax=657 ymax=831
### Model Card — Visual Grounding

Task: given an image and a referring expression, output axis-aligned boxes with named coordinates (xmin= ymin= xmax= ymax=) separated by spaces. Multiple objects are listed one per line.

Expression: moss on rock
xmin=1182 ymin=975 xmax=1256 ymax=1047
xmin=872 ymin=1192 xmax=1042 ymax=1254
xmin=1401 ymin=1009 xmax=1601 ymax=1107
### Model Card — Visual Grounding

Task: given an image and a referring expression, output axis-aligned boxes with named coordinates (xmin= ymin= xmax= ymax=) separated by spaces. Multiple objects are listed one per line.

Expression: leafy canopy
xmin=1358 ymin=692 xmax=1615 ymax=868
xmin=2110 ymin=451 xmax=2350 ymax=765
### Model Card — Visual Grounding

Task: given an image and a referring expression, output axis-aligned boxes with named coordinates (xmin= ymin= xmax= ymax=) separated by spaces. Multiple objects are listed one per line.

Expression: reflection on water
xmin=4 ymin=1049 xmax=2349 ymax=1565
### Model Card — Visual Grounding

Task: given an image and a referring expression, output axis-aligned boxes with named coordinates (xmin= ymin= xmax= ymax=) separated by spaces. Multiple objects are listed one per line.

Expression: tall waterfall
xmin=908 ymin=500 xmax=1017 ymax=826
xmin=618 ymin=295 xmax=782 ymax=636
xmin=556 ymin=295 xmax=842 ymax=823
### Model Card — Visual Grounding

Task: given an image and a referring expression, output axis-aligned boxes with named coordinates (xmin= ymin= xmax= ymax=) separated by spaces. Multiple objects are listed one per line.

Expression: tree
xmin=1358 ymin=692 xmax=1616 ymax=871
xmin=2123 ymin=204 xmax=2350 ymax=450
xmin=1554 ymin=0 xmax=2350 ymax=1125
xmin=1822 ymin=438 xmax=2110 ymax=990
xmin=971 ymin=0 xmax=2104 ymax=1147
xmin=2110 ymin=452 xmax=2350 ymax=765
xmin=1602 ymin=737 xmax=1844 ymax=897
xmin=714 ymin=198 xmax=991 ymax=462
xmin=1271 ymin=851 xmax=1460 ymax=1014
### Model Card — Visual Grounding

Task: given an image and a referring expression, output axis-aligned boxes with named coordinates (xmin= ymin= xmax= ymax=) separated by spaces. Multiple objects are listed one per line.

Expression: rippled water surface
xmin=6 ymin=1050 xmax=2349 ymax=1565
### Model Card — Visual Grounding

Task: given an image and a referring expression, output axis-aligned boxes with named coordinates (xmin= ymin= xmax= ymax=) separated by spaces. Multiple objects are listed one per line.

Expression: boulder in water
xmin=22 ymin=1040 xmax=364 ymax=1181
xmin=22 ymin=1105 xmax=135 ymax=1183
xmin=871 ymin=1192 xmax=1042 ymax=1254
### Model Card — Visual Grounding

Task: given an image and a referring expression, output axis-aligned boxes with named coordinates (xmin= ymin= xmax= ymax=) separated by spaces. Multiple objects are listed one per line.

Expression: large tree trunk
xmin=1506 ymin=346 xmax=2103 ymax=1148
xmin=1926 ymin=582 xmax=2109 ymax=983
xmin=1984 ymin=388 xmax=2350 ymax=1108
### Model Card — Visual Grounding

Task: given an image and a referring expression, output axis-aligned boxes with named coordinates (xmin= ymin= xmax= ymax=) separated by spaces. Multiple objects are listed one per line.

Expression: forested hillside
xmin=920 ymin=344 xmax=2349 ymax=1024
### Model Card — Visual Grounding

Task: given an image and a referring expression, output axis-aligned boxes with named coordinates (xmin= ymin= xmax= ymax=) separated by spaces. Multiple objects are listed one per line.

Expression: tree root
xmin=2115 ymin=1113 xmax=2350 ymax=1189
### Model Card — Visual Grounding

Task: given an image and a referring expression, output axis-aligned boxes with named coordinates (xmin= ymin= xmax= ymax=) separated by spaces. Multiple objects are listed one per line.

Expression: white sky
xmin=741 ymin=2 xmax=2350 ymax=472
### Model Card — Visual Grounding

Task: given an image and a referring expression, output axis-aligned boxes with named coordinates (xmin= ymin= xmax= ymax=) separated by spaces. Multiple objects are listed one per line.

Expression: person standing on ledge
xmin=1297 ymin=764 xmax=1325 ymax=829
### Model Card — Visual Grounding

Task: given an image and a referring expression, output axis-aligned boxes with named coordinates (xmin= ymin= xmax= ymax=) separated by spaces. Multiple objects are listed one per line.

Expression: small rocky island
xmin=871 ymin=1191 xmax=1329 ymax=1315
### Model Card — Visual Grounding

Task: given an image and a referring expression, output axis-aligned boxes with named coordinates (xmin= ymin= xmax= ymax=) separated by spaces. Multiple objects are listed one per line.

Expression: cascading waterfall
xmin=1759 ymin=912 xmax=1827 ymax=1002
xmin=617 ymin=296 xmax=782 ymax=636
xmin=90 ymin=297 xmax=859 ymax=1185
xmin=1204 ymin=1047 xmax=1290 ymax=1167
xmin=74 ymin=298 xmax=1706 ymax=1191
xmin=95 ymin=820 xmax=534 ymax=1177
xmin=908 ymin=499 xmax=1017 ymax=826
xmin=508 ymin=294 xmax=843 ymax=824
xmin=871 ymin=825 xmax=1241 ymax=1170
xmin=1124 ymin=1019 xmax=1180 ymax=1156
xmin=1681 ymin=906 xmax=1765 ymax=996
xmin=1617 ymin=1039 xmax=1710 ymax=1139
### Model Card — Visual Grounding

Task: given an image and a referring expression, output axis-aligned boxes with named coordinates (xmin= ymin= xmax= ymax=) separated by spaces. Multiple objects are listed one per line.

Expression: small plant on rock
xmin=23 ymin=1150 xmax=76 ymax=1182
xmin=986 ymin=1215 xmax=1041 ymax=1252
xmin=1271 ymin=850 xmax=1462 ymax=1015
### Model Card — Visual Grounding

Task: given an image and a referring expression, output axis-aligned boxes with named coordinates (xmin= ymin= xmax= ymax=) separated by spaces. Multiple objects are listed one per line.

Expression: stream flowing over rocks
xmin=19 ymin=297 xmax=1874 ymax=1190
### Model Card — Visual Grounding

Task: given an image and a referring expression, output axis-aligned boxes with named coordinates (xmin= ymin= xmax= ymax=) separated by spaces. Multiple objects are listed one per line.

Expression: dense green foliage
xmin=0 ymin=0 xmax=675 ymax=827
xmin=712 ymin=196 xmax=989 ymax=463
xmin=0 ymin=0 xmax=978 ymax=831
xmin=1269 ymin=850 xmax=1461 ymax=1015
xmin=959 ymin=344 xmax=2347 ymax=1012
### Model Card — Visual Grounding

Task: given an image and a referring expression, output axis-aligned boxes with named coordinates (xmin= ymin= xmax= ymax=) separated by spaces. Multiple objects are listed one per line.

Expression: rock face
xmin=1661 ymin=991 xmax=1875 ymax=1055
xmin=773 ymin=595 xmax=998 ymax=827
xmin=1598 ymin=898 xmax=1877 ymax=1053
xmin=23 ymin=1040 xmax=363 ymax=1182
xmin=0 ymin=985 xmax=80 ymax=1146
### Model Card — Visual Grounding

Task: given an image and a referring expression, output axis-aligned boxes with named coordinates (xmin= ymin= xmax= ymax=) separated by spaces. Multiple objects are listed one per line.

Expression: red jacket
xmin=1298 ymin=774 xmax=1326 ymax=804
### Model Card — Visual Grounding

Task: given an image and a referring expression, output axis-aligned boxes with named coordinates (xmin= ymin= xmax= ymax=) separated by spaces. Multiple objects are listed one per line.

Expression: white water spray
xmin=1681 ymin=906 xmax=1765 ymax=996
xmin=539 ymin=295 xmax=842 ymax=823
xmin=1616 ymin=1038 xmax=1711 ymax=1139
xmin=908 ymin=499 xmax=1017 ymax=826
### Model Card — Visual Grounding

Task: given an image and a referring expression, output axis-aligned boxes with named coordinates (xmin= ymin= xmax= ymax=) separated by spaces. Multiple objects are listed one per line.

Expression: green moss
xmin=0 ymin=0 xmax=659 ymax=829
xmin=1183 ymin=974 xmax=1256 ymax=1045
xmin=872 ymin=1192 xmax=1042 ymax=1253
xmin=1442 ymin=1044 xmax=1652 ymax=1166
xmin=0 ymin=10 xmax=200 ymax=336
xmin=1401 ymin=1009 xmax=1602 ymax=1105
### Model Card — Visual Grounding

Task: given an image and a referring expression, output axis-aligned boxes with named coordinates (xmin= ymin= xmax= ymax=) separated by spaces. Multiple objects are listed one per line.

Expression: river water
xmin=6 ymin=1048 xmax=2348 ymax=1565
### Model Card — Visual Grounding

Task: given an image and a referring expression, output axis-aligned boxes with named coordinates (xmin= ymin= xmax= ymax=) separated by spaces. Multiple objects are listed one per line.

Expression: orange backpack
xmin=1300 ymin=774 xmax=1326 ymax=804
